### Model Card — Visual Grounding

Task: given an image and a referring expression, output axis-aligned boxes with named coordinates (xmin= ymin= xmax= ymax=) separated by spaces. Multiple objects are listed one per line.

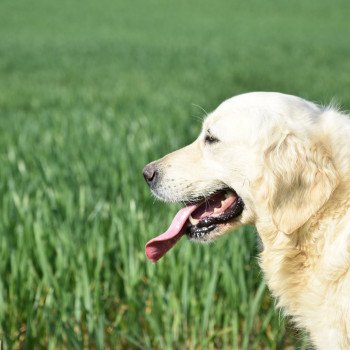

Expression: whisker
xmin=191 ymin=114 xmax=205 ymax=122
xmin=192 ymin=103 xmax=209 ymax=117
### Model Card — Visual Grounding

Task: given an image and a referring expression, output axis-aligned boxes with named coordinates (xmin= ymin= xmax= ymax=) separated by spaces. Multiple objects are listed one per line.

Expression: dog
xmin=143 ymin=92 xmax=350 ymax=349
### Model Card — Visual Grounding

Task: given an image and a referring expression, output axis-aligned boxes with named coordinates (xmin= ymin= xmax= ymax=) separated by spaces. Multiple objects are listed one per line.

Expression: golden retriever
xmin=143 ymin=92 xmax=350 ymax=349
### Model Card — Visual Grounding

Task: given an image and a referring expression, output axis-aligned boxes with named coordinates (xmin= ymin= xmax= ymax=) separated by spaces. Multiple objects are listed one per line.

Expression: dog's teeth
xmin=189 ymin=215 xmax=199 ymax=225
xmin=214 ymin=207 xmax=221 ymax=214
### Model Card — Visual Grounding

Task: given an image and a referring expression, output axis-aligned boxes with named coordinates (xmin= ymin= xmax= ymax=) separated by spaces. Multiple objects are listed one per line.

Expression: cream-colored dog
xmin=143 ymin=92 xmax=350 ymax=349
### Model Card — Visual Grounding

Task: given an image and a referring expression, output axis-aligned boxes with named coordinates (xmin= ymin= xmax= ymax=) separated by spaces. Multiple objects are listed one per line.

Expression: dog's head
xmin=144 ymin=92 xmax=339 ymax=261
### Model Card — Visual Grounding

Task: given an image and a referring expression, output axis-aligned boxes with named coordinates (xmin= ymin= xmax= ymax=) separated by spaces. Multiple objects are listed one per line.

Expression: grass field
xmin=1 ymin=0 xmax=350 ymax=348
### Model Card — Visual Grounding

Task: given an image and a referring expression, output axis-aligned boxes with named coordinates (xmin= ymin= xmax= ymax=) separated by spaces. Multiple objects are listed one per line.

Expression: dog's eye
xmin=204 ymin=134 xmax=219 ymax=144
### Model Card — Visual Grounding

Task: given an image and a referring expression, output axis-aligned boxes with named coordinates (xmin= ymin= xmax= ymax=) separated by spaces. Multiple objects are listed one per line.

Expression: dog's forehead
xmin=203 ymin=92 xmax=319 ymax=138
xmin=203 ymin=94 xmax=270 ymax=137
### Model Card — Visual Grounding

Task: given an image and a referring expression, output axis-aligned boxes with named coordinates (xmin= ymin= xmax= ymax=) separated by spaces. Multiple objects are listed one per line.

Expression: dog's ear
xmin=262 ymin=133 xmax=338 ymax=234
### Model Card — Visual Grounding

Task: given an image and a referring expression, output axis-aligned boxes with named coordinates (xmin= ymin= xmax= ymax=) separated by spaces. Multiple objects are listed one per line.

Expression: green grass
xmin=0 ymin=0 xmax=350 ymax=348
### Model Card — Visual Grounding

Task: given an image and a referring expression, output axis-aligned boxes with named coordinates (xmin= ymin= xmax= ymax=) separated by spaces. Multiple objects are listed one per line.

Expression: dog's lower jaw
xmin=187 ymin=215 xmax=247 ymax=243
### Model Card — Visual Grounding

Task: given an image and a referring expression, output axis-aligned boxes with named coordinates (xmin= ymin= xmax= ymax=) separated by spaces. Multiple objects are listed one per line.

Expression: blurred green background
xmin=1 ymin=0 xmax=350 ymax=348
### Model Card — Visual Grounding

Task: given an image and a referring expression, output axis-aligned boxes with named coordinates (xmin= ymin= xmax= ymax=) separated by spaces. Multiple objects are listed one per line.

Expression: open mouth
xmin=145 ymin=188 xmax=244 ymax=262
xmin=186 ymin=189 xmax=244 ymax=239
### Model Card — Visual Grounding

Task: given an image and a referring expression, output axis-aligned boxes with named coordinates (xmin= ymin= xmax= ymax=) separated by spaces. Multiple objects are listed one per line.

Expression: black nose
xmin=143 ymin=163 xmax=158 ymax=186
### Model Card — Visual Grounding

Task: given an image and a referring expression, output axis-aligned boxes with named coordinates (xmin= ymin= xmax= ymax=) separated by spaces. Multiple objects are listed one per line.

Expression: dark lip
xmin=186 ymin=190 xmax=244 ymax=239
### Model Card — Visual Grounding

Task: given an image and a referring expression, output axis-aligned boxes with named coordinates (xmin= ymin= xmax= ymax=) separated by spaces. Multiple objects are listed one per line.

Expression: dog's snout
xmin=143 ymin=163 xmax=158 ymax=187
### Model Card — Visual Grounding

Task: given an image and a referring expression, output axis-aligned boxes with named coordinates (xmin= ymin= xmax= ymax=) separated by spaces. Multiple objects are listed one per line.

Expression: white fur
xmin=150 ymin=92 xmax=350 ymax=349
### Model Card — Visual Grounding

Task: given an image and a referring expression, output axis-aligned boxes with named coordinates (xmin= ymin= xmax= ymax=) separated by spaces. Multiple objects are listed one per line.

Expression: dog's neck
xmin=256 ymin=184 xmax=350 ymax=318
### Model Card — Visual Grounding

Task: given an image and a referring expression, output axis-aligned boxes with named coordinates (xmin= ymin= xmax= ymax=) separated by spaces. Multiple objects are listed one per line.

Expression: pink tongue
xmin=145 ymin=204 xmax=199 ymax=262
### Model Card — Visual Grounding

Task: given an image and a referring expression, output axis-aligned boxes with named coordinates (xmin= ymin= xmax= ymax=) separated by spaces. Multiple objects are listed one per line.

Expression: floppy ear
xmin=263 ymin=133 xmax=338 ymax=234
